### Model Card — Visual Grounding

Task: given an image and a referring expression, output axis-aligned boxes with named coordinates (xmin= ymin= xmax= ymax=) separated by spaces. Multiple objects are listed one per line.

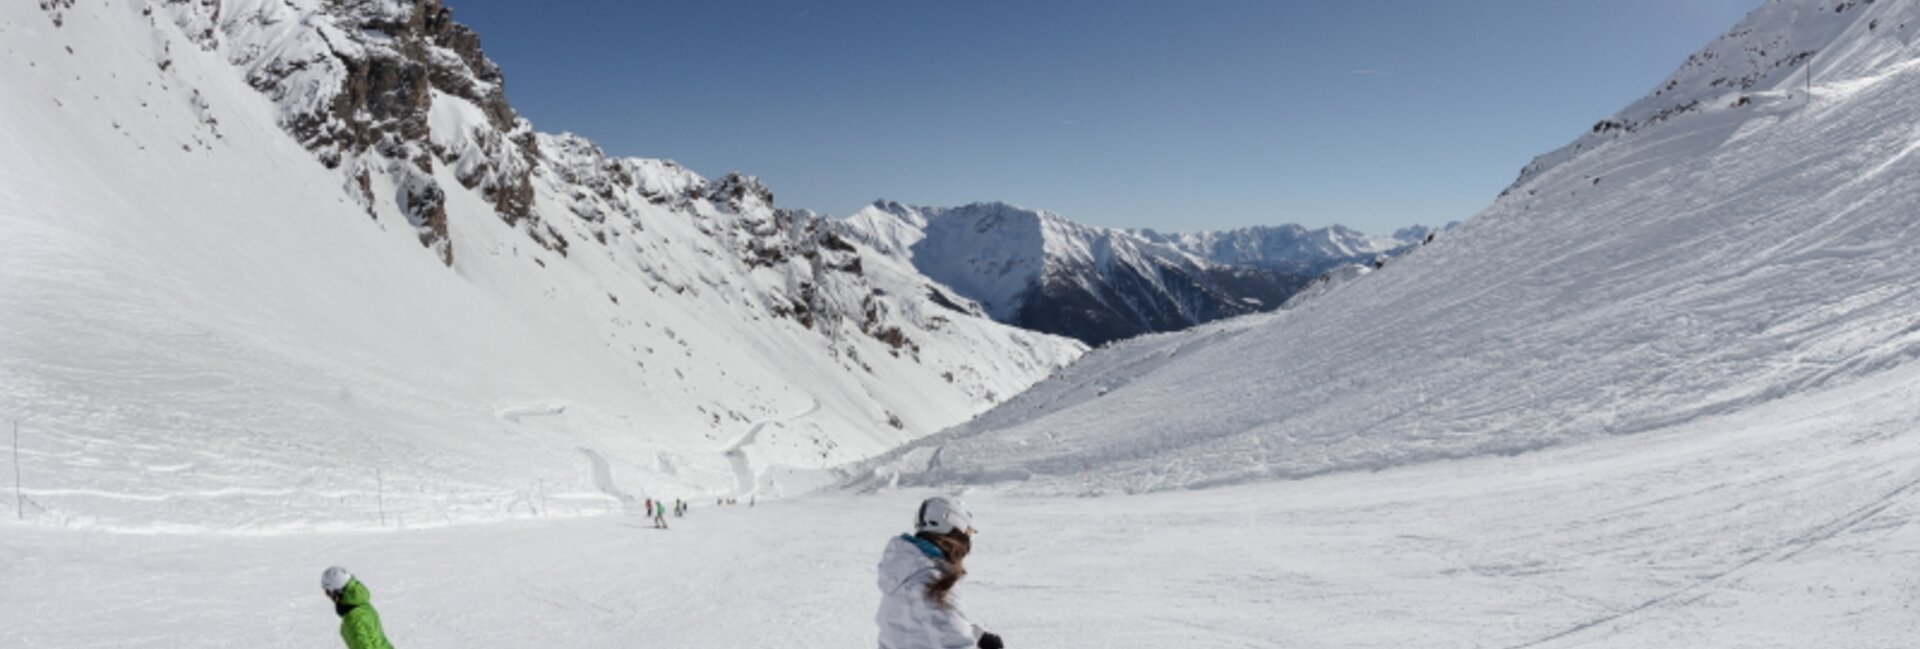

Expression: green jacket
xmin=336 ymin=579 xmax=396 ymax=649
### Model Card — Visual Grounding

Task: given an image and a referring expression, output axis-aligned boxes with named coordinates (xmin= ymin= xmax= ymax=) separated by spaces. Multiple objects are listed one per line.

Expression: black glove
xmin=978 ymin=632 xmax=1005 ymax=649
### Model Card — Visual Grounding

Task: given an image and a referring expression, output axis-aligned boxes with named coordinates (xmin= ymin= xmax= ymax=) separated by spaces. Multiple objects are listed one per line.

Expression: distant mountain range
xmin=841 ymin=201 xmax=1435 ymax=345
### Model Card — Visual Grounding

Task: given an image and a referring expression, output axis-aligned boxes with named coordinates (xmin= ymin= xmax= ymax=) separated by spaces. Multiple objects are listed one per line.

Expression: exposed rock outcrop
xmin=175 ymin=0 xmax=544 ymax=265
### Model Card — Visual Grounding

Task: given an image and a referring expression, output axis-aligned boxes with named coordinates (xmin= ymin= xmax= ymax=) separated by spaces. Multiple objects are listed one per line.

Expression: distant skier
xmin=321 ymin=566 xmax=396 ymax=649
xmin=875 ymin=497 xmax=1003 ymax=649
xmin=653 ymin=505 xmax=669 ymax=529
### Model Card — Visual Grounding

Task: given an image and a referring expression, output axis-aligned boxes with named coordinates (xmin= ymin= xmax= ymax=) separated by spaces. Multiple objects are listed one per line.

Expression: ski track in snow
xmin=1502 ymin=468 xmax=1920 ymax=649
xmin=497 ymin=403 xmax=567 ymax=424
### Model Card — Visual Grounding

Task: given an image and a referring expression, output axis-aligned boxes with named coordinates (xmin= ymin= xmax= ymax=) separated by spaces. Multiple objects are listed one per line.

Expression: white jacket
xmin=875 ymin=534 xmax=986 ymax=649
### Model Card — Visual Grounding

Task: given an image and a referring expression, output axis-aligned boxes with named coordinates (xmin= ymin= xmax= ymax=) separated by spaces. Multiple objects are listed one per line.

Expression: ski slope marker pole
xmin=12 ymin=420 xmax=21 ymax=520
xmin=377 ymin=468 xmax=386 ymax=527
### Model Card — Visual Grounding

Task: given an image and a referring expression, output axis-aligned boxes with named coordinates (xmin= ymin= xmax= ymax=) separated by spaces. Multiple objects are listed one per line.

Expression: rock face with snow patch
xmin=136 ymin=0 xmax=1076 ymax=404
xmin=152 ymin=0 xmax=1059 ymax=376
xmin=164 ymin=0 xmax=550 ymax=264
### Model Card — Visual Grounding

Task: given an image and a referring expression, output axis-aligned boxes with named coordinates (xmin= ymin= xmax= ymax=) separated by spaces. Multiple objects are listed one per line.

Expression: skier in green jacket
xmin=322 ymin=566 xmax=396 ymax=649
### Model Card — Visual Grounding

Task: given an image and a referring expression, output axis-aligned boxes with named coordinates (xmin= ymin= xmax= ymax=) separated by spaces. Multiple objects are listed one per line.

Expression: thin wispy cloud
xmin=792 ymin=8 xmax=811 ymax=21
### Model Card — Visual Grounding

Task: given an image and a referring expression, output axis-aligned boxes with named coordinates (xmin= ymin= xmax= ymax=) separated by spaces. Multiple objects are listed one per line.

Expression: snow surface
xmin=6 ymin=363 xmax=1918 ymax=647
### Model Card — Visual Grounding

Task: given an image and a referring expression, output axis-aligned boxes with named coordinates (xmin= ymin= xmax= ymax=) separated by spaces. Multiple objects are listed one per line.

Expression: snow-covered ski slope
xmin=855 ymin=0 xmax=1920 ymax=494
xmin=7 ymin=362 xmax=1917 ymax=647
xmin=0 ymin=0 xmax=1078 ymax=533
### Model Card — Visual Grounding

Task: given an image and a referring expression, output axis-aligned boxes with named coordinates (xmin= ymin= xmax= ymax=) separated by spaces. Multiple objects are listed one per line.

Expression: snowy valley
xmin=6 ymin=0 xmax=1920 ymax=648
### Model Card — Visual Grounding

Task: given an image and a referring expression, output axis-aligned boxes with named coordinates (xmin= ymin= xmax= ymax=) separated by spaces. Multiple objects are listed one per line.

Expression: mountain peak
xmin=707 ymin=172 xmax=775 ymax=212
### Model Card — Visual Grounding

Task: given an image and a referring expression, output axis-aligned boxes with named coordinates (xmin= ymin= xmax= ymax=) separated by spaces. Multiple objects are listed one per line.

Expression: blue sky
xmin=446 ymin=0 xmax=1760 ymax=234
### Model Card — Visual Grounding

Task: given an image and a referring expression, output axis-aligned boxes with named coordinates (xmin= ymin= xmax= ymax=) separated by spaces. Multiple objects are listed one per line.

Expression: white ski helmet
xmin=321 ymin=566 xmax=353 ymax=594
xmin=915 ymin=496 xmax=976 ymax=536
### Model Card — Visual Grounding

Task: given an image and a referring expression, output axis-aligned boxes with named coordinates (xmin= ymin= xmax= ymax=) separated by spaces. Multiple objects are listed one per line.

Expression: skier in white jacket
xmin=875 ymin=497 xmax=1005 ymax=649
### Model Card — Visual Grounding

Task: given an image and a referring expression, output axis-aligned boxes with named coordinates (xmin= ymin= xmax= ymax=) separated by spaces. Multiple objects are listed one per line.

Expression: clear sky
xmin=444 ymin=0 xmax=1760 ymax=234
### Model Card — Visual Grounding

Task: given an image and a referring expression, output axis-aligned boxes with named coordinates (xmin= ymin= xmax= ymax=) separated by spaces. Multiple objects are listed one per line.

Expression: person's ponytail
xmin=917 ymin=529 xmax=971 ymax=606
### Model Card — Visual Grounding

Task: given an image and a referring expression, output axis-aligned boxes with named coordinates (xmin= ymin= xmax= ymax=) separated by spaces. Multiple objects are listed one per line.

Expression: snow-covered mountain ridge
xmin=1511 ymin=0 xmax=1900 ymax=190
xmin=851 ymin=0 xmax=1920 ymax=493
xmin=839 ymin=200 xmax=1427 ymax=345
xmin=0 ymin=0 xmax=1082 ymax=531
xmin=1135 ymin=222 xmax=1432 ymax=275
